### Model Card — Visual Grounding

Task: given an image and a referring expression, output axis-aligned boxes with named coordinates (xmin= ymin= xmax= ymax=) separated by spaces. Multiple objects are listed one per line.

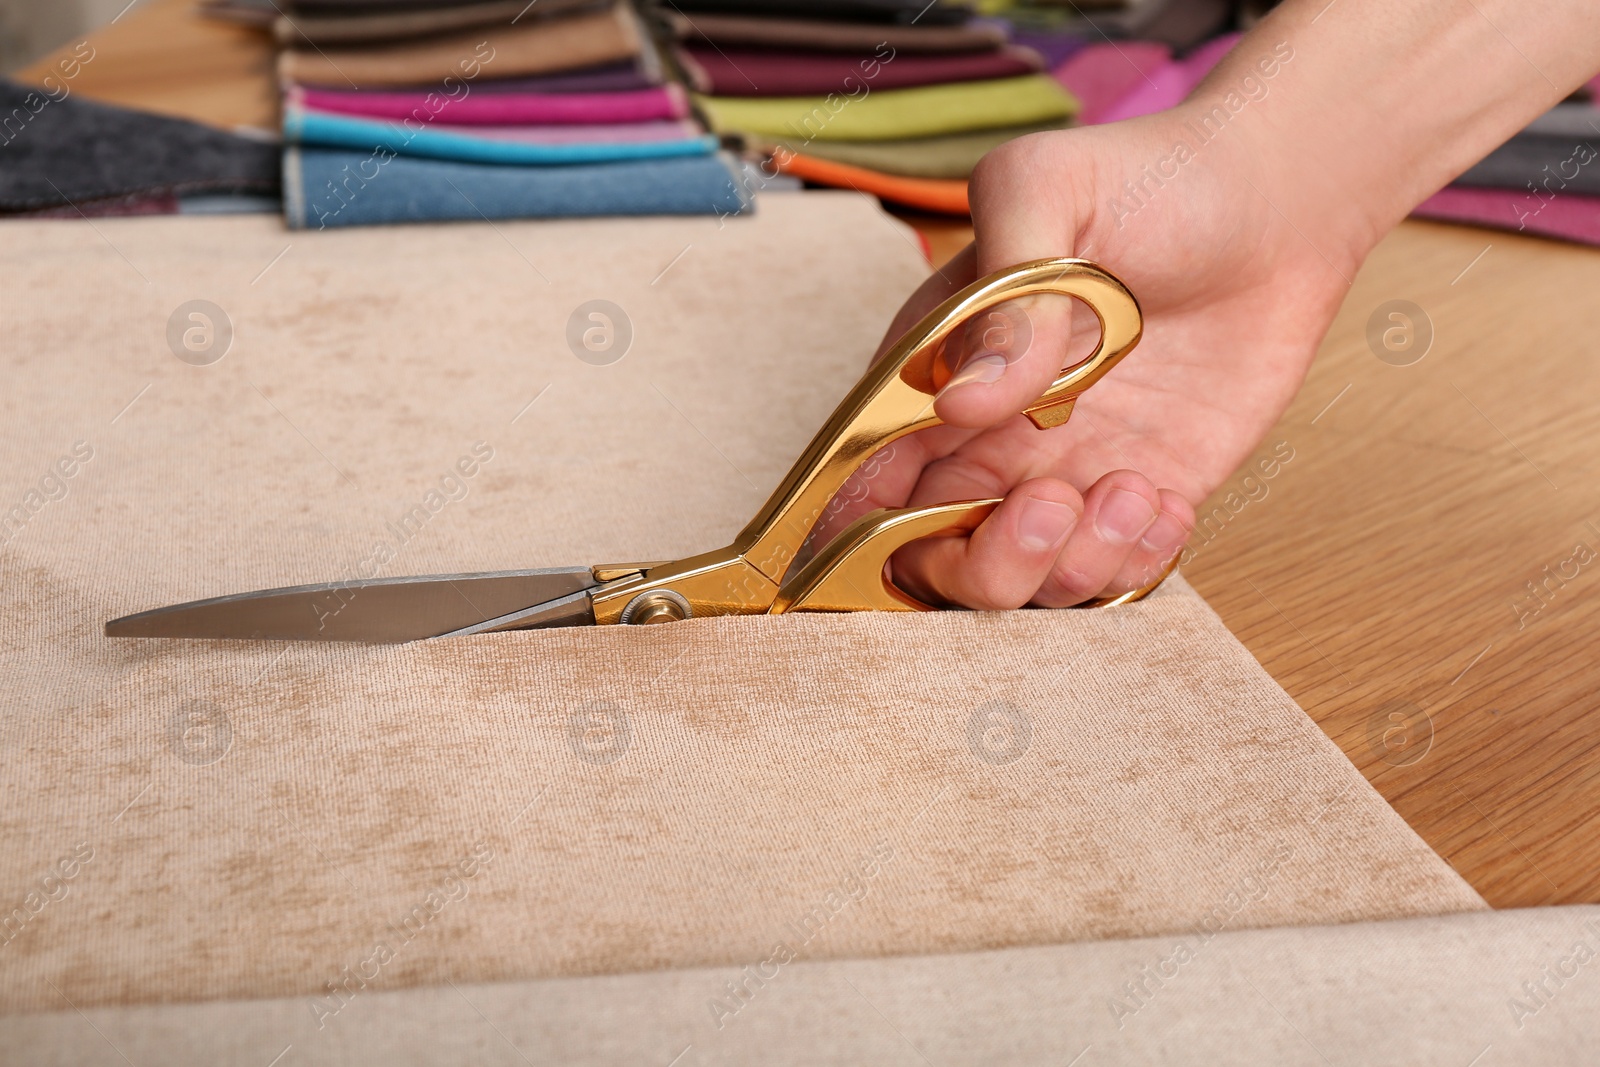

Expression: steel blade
xmin=431 ymin=588 xmax=596 ymax=639
xmin=104 ymin=567 xmax=599 ymax=643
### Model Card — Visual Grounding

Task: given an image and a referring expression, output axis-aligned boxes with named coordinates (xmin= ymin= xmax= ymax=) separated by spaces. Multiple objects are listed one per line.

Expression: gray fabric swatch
xmin=0 ymin=80 xmax=278 ymax=214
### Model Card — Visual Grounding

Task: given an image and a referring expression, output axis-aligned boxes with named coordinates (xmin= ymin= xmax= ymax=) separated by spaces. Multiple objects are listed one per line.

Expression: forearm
xmin=1190 ymin=0 xmax=1600 ymax=263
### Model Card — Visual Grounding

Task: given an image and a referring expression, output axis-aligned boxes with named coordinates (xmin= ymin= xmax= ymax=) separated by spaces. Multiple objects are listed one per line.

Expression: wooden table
xmin=21 ymin=0 xmax=1600 ymax=909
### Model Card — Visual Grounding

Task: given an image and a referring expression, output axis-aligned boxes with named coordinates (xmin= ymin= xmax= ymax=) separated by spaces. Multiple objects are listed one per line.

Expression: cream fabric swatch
xmin=7 ymin=906 xmax=1594 ymax=1065
xmin=0 ymin=196 xmax=1481 ymax=1016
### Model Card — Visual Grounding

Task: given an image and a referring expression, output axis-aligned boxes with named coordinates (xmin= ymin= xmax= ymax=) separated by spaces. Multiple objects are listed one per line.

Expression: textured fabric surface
xmin=282 ymin=147 xmax=750 ymax=228
xmin=661 ymin=11 xmax=1008 ymax=53
xmin=284 ymin=106 xmax=716 ymax=165
xmin=291 ymin=83 xmax=690 ymax=125
xmin=0 ymin=196 xmax=1481 ymax=1018
xmin=675 ymin=43 xmax=1044 ymax=96
xmin=774 ymin=149 xmax=970 ymax=213
xmin=0 ymin=79 xmax=279 ymax=214
xmin=279 ymin=3 xmax=643 ymax=88
xmin=9 ymin=906 xmax=1594 ymax=1065
xmin=697 ymin=75 xmax=1077 ymax=142
xmin=760 ymin=121 xmax=1065 ymax=179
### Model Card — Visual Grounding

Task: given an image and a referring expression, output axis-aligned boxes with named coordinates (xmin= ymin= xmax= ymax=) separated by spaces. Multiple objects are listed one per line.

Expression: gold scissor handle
xmin=771 ymin=500 xmax=1001 ymax=613
xmin=587 ymin=258 xmax=1143 ymax=626
xmin=769 ymin=499 xmax=1176 ymax=614
xmin=734 ymin=257 xmax=1143 ymax=584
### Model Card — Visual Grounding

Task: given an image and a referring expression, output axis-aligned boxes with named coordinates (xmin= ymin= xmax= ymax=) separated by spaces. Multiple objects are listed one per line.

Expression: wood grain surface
xmin=16 ymin=0 xmax=279 ymax=132
xmin=17 ymin=0 xmax=1600 ymax=909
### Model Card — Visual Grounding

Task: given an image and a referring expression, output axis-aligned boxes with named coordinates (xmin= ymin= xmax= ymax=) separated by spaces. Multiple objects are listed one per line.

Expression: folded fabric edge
xmin=751 ymin=119 xmax=1069 ymax=180
xmin=275 ymin=0 xmax=645 ymax=89
xmin=1412 ymin=184 xmax=1600 ymax=246
xmin=281 ymin=148 xmax=755 ymax=230
xmin=696 ymin=74 xmax=1078 ymax=143
xmin=270 ymin=0 xmax=600 ymax=48
xmin=285 ymin=83 xmax=692 ymax=125
xmin=283 ymin=107 xmax=718 ymax=166
xmin=8 ymin=905 xmax=1587 ymax=1055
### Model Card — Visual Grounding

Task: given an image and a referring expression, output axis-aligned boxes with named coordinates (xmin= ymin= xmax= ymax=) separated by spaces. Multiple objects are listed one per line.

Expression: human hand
xmin=811 ymin=105 xmax=1363 ymax=608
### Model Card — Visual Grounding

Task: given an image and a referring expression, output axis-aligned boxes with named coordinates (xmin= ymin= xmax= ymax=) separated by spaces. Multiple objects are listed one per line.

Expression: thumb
xmin=934 ymin=136 xmax=1091 ymax=430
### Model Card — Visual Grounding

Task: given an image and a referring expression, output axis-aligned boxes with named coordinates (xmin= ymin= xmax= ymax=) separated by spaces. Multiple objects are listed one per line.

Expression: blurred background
xmin=0 ymin=0 xmax=128 ymax=71
xmin=2 ymin=0 xmax=1593 ymax=249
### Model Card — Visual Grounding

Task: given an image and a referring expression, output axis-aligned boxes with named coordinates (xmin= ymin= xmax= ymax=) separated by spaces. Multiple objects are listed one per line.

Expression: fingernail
xmin=937 ymin=352 xmax=1007 ymax=396
xmin=1095 ymin=489 xmax=1156 ymax=544
xmin=1017 ymin=497 xmax=1076 ymax=551
xmin=1141 ymin=513 xmax=1188 ymax=552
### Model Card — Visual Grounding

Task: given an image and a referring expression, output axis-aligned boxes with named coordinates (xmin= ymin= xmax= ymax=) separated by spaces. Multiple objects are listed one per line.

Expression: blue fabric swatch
xmin=284 ymin=107 xmax=719 ymax=167
xmin=284 ymin=147 xmax=752 ymax=229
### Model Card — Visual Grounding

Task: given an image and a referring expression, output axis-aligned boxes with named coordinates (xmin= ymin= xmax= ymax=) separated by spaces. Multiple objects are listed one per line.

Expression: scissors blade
xmin=431 ymin=588 xmax=596 ymax=640
xmin=104 ymin=567 xmax=599 ymax=643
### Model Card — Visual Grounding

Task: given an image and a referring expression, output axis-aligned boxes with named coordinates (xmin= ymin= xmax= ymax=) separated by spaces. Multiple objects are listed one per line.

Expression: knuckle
xmin=922 ymin=453 xmax=1011 ymax=497
xmin=970 ymin=570 xmax=1032 ymax=612
xmin=1040 ymin=563 xmax=1103 ymax=605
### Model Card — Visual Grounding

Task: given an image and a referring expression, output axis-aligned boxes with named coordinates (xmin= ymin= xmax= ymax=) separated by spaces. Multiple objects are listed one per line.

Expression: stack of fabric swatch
xmin=654 ymin=0 xmax=1082 ymax=215
xmin=1414 ymin=86 xmax=1600 ymax=246
xmin=274 ymin=0 xmax=751 ymax=229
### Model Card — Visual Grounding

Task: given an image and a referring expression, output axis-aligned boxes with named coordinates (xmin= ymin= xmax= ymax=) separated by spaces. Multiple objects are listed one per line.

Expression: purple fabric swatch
xmin=1413 ymin=185 xmax=1600 ymax=247
xmin=1052 ymin=41 xmax=1171 ymax=125
xmin=291 ymin=84 xmax=690 ymax=126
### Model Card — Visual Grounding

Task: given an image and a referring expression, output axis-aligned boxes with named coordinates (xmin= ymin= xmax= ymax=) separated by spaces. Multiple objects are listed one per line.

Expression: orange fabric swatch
xmin=772 ymin=148 xmax=969 ymax=215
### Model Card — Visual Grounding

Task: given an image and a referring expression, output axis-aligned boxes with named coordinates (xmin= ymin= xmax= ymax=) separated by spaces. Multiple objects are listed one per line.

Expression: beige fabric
xmin=0 ymin=195 xmax=1481 ymax=1017
xmin=9 ymin=906 xmax=1595 ymax=1065
xmin=278 ymin=2 xmax=642 ymax=88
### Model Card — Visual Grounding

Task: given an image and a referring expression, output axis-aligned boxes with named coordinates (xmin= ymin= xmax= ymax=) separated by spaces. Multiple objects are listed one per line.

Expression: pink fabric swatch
xmin=1412 ymin=185 xmax=1600 ymax=246
xmin=1096 ymin=33 xmax=1240 ymax=124
xmin=290 ymin=84 xmax=690 ymax=127
xmin=1052 ymin=41 xmax=1170 ymax=125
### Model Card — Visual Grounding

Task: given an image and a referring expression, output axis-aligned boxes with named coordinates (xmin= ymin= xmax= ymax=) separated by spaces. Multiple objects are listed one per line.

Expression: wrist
xmin=1171 ymin=55 xmax=1380 ymax=275
xmin=1185 ymin=0 xmax=1600 ymax=269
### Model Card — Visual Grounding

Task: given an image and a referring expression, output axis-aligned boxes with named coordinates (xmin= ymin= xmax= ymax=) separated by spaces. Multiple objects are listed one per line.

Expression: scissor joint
xmin=589 ymin=548 xmax=781 ymax=625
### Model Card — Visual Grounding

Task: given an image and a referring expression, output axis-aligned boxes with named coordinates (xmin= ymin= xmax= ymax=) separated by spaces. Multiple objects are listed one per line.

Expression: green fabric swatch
xmin=697 ymin=75 xmax=1078 ymax=143
xmin=761 ymin=120 xmax=1070 ymax=179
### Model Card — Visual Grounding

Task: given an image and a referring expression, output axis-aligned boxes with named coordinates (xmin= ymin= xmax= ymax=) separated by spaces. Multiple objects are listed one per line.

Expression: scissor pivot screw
xmin=620 ymin=589 xmax=692 ymax=625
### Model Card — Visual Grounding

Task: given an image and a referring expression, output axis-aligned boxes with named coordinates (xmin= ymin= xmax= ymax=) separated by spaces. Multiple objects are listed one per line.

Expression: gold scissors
xmin=106 ymin=258 xmax=1165 ymax=643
